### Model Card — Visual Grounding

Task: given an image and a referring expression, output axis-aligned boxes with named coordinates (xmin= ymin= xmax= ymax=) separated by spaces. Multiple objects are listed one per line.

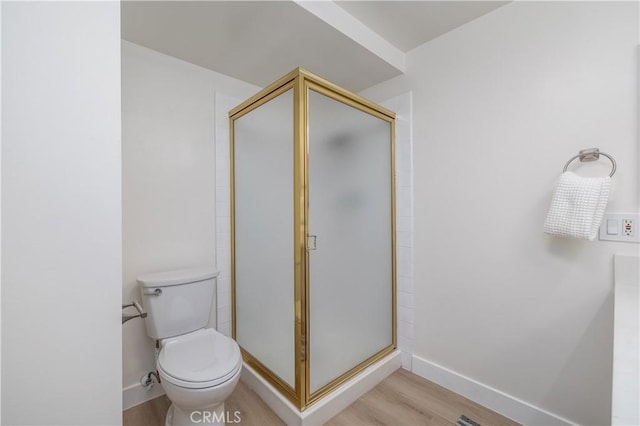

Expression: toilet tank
xmin=138 ymin=267 xmax=219 ymax=339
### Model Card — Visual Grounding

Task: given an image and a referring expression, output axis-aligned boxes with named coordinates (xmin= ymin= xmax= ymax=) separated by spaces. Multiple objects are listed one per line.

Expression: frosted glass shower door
xmin=307 ymin=88 xmax=394 ymax=394
xmin=233 ymin=88 xmax=295 ymax=389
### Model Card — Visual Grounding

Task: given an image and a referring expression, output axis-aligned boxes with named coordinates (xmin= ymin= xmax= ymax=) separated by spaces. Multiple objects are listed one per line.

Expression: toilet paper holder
xmin=122 ymin=300 xmax=147 ymax=324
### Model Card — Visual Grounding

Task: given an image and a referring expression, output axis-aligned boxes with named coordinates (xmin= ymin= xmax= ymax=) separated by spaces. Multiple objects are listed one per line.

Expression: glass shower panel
xmin=233 ymin=89 xmax=295 ymax=388
xmin=308 ymin=89 xmax=393 ymax=393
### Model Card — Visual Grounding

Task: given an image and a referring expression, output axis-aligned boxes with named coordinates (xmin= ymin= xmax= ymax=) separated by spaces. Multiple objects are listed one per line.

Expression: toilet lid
xmin=157 ymin=329 xmax=242 ymax=389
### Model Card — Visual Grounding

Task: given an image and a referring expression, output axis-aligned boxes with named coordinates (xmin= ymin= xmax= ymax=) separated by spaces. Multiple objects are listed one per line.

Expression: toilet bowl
xmin=138 ymin=267 xmax=242 ymax=426
xmin=157 ymin=329 xmax=242 ymax=426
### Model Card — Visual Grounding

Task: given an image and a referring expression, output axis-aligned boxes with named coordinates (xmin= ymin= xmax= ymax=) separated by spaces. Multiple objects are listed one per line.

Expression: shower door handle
xmin=307 ymin=235 xmax=317 ymax=251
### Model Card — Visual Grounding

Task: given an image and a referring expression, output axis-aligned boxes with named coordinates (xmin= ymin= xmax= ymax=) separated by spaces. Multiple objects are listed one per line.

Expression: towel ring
xmin=563 ymin=148 xmax=616 ymax=177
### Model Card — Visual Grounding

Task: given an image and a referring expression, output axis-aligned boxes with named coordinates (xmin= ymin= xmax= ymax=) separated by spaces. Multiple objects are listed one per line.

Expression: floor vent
xmin=457 ymin=414 xmax=481 ymax=426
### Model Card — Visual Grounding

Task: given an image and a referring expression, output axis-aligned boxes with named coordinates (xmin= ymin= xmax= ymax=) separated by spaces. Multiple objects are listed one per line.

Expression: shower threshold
xmin=240 ymin=350 xmax=402 ymax=426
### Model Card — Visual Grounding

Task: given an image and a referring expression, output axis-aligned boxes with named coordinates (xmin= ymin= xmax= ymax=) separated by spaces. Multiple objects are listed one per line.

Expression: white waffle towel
xmin=543 ymin=171 xmax=612 ymax=241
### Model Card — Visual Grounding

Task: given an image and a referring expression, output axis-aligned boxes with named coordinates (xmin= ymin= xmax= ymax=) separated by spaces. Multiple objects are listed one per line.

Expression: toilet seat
xmin=157 ymin=328 xmax=242 ymax=389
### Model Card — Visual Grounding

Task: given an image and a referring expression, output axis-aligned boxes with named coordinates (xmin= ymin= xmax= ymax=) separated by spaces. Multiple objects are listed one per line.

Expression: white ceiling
xmin=122 ymin=1 xmax=508 ymax=92
xmin=335 ymin=1 xmax=509 ymax=52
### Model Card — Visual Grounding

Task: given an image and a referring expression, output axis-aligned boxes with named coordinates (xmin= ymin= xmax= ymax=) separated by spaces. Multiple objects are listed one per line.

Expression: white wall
xmin=121 ymin=41 xmax=258 ymax=407
xmin=1 ymin=1 xmax=4 ymax=421
xmin=2 ymin=2 xmax=122 ymax=424
xmin=378 ymin=93 xmax=415 ymax=371
xmin=361 ymin=2 xmax=639 ymax=425
xmin=213 ymin=93 xmax=241 ymax=340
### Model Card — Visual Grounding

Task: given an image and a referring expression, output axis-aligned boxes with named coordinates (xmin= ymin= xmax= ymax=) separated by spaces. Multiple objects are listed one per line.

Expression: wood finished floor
xmin=123 ymin=369 xmax=518 ymax=426
xmin=123 ymin=380 xmax=283 ymax=426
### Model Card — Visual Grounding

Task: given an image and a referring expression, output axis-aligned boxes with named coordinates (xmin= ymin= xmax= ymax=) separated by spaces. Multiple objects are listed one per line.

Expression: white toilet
xmin=139 ymin=267 xmax=242 ymax=426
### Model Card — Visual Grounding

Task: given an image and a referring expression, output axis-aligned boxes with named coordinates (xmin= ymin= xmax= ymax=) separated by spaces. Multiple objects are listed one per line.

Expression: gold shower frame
xmin=229 ymin=68 xmax=396 ymax=411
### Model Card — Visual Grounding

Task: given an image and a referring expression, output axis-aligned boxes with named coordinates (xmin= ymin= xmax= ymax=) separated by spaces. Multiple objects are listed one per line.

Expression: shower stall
xmin=230 ymin=68 xmax=396 ymax=410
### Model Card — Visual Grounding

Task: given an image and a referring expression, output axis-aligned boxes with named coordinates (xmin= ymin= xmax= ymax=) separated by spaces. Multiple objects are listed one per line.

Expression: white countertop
xmin=612 ymin=254 xmax=639 ymax=426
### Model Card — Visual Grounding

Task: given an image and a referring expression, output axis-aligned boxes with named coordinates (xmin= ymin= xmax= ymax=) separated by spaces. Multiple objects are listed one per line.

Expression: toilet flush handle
xmin=122 ymin=300 xmax=147 ymax=324
xmin=142 ymin=288 xmax=162 ymax=296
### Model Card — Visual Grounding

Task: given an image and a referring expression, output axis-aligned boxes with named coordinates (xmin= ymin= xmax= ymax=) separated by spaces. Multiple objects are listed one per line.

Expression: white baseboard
xmin=123 ymin=382 xmax=166 ymax=411
xmin=411 ymin=354 xmax=576 ymax=426
xmin=241 ymin=350 xmax=402 ymax=426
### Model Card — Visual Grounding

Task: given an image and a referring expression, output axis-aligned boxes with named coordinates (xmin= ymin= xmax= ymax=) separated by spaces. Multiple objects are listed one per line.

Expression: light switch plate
xmin=600 ymin=213 xmax=640 ymax=243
